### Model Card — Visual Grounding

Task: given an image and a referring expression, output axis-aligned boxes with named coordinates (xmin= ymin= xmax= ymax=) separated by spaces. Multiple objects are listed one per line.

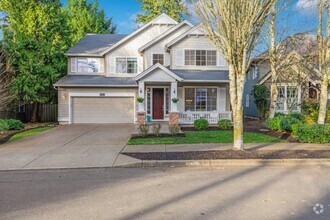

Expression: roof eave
xmin=65 ymin=53 xmax=104 ymax=57
xmin=54 ymin=84 xmax=138 ymax=88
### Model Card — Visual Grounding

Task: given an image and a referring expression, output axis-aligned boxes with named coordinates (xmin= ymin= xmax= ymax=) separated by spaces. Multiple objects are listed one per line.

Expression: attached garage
xmin=71 ymin=97 xmax=135 ymax=124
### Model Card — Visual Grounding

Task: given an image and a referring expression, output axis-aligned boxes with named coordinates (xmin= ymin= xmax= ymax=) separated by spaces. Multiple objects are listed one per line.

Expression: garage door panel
xmin=72 ymin=97 xmax=134 ymax=124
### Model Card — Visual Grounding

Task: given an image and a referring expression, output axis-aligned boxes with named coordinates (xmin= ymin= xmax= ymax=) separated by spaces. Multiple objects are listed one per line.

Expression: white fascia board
xmin=134 ymin=63 xmax=183 ymax=81
xmin=100 ymin=13 xmax=178 ymax=56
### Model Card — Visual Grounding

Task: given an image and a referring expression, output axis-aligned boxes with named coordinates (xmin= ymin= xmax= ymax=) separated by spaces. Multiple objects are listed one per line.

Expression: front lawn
xmin=128 ymin=130 xmax=284 ymax=145
xmin=9 ymin=126 xmax=55 ymax=142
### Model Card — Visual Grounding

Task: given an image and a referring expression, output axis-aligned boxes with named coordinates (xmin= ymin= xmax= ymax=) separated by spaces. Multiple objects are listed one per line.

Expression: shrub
xmin=6 ymin=119 xmax=24 ymax=130
xmin=280 ymin=117 xmax=301 ymax=132
xmin=266 ymin=117 xmax=282 ymax=131
xmin=217 ymin=119 xmax=232 ymax=130
xmin=294 ymin=124 xmax=330 ymax=144
xmin=169 ymin=125 xmax=180 ymax=136
xmin=138 ymin=124 xmax=149 ymax=137
xmin=252 ymin=84 xmax=269 ymax=119
xmin=0 ymin=119 xmax=24 ymax=131
xmin=152 ymin=123 xmax=161 ymax=137
xmin=266 ymin=113 xmax=304 ymax=132
xmin=194 ymin=119 xmax=209 ymax=130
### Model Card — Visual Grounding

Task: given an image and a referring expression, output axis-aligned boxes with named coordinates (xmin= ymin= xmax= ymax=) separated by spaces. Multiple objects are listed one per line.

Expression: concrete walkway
xmin=0 ymin=124 xmax=134 ymax=170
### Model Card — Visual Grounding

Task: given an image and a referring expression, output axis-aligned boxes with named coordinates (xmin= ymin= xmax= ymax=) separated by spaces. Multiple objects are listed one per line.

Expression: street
xmin=0 ymin=166 xmax=329 ymax=220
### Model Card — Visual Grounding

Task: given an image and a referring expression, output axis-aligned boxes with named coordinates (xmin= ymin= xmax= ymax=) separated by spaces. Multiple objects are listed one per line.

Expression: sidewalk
xmin=113 ymin=142 xmax=330 ymax=167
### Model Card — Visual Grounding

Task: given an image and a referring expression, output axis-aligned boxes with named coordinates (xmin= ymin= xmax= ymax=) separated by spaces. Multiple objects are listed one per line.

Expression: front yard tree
xmin=317 ymin=0 xmax=330 ymax=124
xmin=136 ymin=0 xmax=189 ymax=23
xmin=67 ymin=0 xmax=117 ymax=45
xmin=0 ymin=0 xmax=69 ymax=122
xmin=0 ymin=45 xmax=13 ymax=113
xmin=195 ymin=0 xmax=277 ymax=150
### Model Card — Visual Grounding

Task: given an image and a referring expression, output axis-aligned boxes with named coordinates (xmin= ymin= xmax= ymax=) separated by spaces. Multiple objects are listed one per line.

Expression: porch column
xmin=138 ymin=81 xmax=145 ymax=112
xmin=170 ymin=82 xmax=177 ymax=112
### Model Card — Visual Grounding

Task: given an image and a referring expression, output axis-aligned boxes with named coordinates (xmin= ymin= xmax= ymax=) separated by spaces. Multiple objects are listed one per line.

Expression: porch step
xmin=132 ymin=122 xmax=184 ymax=137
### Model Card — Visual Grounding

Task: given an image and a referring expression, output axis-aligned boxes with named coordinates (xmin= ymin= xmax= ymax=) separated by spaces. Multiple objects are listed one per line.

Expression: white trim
xmin=151 ymin=53 xmax=165 ymax=66
xmin=275 ymin=83 xmax=301 ymax=113
xmin=68 ymin=92 xmax=136 ymax=124
xmin=146 ymin=86 xmax=170 ymax=120
xmin=134 ymin=63 xmax=183 ymax=81
xmin=138 ymin=20 xmax=193 ymax=52
xmin=101 ymin=13 xmax=178 ymax=56
xmin=183 ymin=86 xmax=219 ymax=112
xmin=183 ymin=49 xmax=218 ymax=67
xmin=113 ymin=56 xmax=139 ymax=75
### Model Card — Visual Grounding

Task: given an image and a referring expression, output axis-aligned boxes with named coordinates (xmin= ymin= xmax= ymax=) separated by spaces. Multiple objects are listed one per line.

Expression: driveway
xmin=0 ymin=124 xmax=134 ymax=170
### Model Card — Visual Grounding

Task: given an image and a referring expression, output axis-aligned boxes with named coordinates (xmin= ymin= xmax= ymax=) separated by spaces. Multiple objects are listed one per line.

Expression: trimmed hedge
xmin=293 ymin=124 xmax=330 ymax=144
xmin=217 ymin=119 xmax=232 ymax=130
xmin=266 ymin=113 xmax=304 ymax=132
xmin=0 ymin=119 xmax=24 ymax=131
xmin=194 ymin=119 xmax=209 ymax=130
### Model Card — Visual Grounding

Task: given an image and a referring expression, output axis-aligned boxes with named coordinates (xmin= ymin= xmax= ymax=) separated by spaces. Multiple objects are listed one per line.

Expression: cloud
xmin=296 ymin=0 xmax=318 ymax=14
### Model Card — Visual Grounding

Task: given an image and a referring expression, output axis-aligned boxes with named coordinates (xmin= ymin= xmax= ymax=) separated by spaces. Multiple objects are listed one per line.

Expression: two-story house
xmin=54 ymin=13 xmax=232 ymax=125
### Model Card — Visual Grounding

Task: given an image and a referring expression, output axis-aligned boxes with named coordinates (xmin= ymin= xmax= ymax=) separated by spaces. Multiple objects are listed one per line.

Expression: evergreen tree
xmin=136 ymin=0 xmax=189 ymax=23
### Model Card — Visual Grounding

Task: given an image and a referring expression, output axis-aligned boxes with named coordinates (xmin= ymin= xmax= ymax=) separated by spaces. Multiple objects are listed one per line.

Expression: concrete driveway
xmin=0 ymin=124 xmax=134 ymax=170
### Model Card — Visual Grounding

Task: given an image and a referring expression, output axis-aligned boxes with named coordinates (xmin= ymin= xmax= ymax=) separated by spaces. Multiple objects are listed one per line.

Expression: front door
xmin=152 ymin=88 xmax=164 ymax=120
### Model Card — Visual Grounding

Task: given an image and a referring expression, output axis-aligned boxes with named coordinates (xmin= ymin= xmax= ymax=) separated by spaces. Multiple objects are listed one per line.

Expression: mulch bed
xmin=123 ymin=150 xmax=330 ymax=160
xmin=0 ymin=122 xmax=55 ymax=144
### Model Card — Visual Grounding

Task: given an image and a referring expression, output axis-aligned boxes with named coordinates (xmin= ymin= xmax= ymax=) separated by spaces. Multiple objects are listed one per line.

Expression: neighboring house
xmin=54 ymin=14 xmax=232 ymax=125
xmin=244 ymin=34 xmax=329 ymax=118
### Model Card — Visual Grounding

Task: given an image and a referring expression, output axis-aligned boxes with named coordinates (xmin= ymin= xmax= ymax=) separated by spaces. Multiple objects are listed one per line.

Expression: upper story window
xmin=153 ymin=54 xmax=164 ymax=65
xmin=185 ymin=50 xmax=217 ymax=66
xmin=116 ymin=57 xmax=138 ymax=74
xmin=72 ymin=58 xmax=99 ymax=73
xmin=252 ymin=66 xmax=259 ymax=79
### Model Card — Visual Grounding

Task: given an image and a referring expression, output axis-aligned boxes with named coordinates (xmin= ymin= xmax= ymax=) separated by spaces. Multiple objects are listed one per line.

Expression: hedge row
xmin=0 ymin=119 xmax=24 ymax=131
xmin=292 ymin=124 xmax=330 ymax=144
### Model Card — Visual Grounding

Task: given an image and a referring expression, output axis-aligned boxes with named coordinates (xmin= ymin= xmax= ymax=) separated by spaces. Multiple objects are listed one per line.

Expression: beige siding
xmin=57 ymin=87 xmax=138 ymax=123
xmin=106 ymin=25 xmax=173 ymax=77
xmin=144 ymin=25 xmax=191 ymax=68
xmin=171 ymin=36 xmax=228 ymax=71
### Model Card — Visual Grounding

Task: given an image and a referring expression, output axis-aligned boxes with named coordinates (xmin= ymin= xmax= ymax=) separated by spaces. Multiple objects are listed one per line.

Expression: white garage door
xmin=72 ymin=97 xmax=134 ymax=124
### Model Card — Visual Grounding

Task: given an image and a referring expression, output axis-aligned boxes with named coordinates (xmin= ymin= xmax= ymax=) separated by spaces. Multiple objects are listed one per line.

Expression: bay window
xmin=116 ymin=57 xmax=138 ymax=74
xmin=184 ymin=88 xmax=217 ymax=111
xmin=185 ymin=50 xmax=217 ymax=66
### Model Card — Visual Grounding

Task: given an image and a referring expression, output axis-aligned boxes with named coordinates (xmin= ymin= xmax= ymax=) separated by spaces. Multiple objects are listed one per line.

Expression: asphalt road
xmin=1 ymin=166 xmax=329 ymax=220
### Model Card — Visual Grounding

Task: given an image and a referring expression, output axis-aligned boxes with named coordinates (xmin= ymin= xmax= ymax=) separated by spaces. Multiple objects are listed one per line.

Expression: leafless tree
xmin=0 ymin=45 xmax=14 ymax=115
xmin=195 ymin=0 xmax=277 ymax=150
xmin=317 ymin=0 xmax=330 ymax=124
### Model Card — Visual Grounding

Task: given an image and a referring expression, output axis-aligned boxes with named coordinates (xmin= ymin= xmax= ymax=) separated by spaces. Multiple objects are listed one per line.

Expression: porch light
xmin=173 ymin=88 xmax=176 ymax=94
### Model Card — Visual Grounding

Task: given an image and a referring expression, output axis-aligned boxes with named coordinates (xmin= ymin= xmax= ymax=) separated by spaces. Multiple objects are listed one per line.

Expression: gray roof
xmin=54 ymin=75 xmax=137 ymax=87
xmin=65 ymin=34 xmax=128 ymax=56
xmin=171 ymin=69 xmax=229 ymax=81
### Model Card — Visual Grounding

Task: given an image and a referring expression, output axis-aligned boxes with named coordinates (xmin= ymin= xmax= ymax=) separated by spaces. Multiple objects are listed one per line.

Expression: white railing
xmin=179 ymin=111 xmax=233 ymax=124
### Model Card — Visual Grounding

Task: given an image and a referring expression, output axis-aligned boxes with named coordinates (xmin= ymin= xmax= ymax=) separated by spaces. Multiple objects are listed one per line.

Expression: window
xmin=184 ymin=88 xmax=217 ymax=111
xmin=153 ymin=54 xmax=164 ymax=65
xmin=184 ymin=50 xmax=217 ymax=66
xmin=246 ymin=94 xmax=250 ymax=108
xmin=116 ymin=57 xmax=137 ymax=74
xmin=276 ymin=85 xmax=300 ymax=112
xmin=252 ymin=66 xmax=258 ymax=79
xmin=77 ymin=58 xmax=99 ymax=73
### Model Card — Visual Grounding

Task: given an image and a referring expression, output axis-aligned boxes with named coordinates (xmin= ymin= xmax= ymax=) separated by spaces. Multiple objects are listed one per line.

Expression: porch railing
xmin=179 ymin=111 xmax=233 ymax=124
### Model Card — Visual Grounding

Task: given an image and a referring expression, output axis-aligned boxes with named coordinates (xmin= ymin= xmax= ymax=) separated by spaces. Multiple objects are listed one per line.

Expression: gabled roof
xmin=100 ymin=13 xmax=178 ymax=56
xmin=258 ymin=51 xmax=322 ymax=85
xmin=134 ymin=63 xmax=183 ymax=81
xmin=138 ymin=20 xmax=193 ymax=53
xmin=65 ymin=34 xmax=127 ymax=57
xmin=166 ymin=24 xmax=206 ymax=48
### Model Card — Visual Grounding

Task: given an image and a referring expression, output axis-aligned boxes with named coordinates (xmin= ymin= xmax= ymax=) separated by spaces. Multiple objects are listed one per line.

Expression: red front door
xmin=152 ymin=88 xmax=164 ymax=120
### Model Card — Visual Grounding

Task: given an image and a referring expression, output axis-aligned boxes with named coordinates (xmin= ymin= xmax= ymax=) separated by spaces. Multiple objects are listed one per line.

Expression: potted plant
xmin=136 ymin=97 xmax=144 ymax=103
xmin=172 ymin=98 xmax=179 ymax=103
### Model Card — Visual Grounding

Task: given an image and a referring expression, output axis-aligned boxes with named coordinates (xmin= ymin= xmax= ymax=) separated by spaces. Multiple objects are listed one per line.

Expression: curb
xmin=113 ymin=159 xmax=330 ymax=168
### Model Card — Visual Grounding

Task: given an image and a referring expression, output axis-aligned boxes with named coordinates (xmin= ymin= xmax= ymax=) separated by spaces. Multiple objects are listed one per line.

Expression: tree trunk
xmin=318 ymin=74 xmax=329 ymax=124
xmin=269 ymin=78 xmax=278 ymax=118
xmin=30 ymin=102 xmax=39 ymax=123
xmin=233 ymin=105 xmax=244 ymax=150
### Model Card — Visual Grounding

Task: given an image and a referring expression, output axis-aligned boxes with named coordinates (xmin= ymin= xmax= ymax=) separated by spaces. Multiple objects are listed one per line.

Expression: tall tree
xmin=317 ymin=0 xmax=330 ymax=124
xmin=196 ymin=0 xmax=276 ymax=150
xmin=67 ymin=0 xmax=116 ymax=45
xmin=135 ymin=0 xmax=189 ymax=23
xmin=0 ymin=45 xmax=13 ymax=114
xmin=0 ymin=0 xmax=69 ymax=122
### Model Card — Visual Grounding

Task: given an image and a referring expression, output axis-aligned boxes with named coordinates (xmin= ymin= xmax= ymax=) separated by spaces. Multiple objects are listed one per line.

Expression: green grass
xmin=128 ymin=130 xmax=284 ymax=145
xmin=9 ymin=126 xmax=55 ymax=142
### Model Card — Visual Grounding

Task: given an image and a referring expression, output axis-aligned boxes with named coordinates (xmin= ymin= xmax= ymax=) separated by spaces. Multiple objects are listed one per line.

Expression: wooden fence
xmin=21 ymin=103 xmax=58 ymax=123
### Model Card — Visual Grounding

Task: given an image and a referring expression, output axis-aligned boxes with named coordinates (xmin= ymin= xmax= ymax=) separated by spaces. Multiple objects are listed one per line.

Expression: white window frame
xmin=184 ymin=49 xmax=217 ymax=67
xmin=152 ymin=53 xmax=165 ymax=65
xmin=275 ymin=83 xmax=301 ymax=113
xmin=72 ymin=58 xmax=100 ymax=74
xmin=115 ymin=57 xmax=138 ymax=74
xmin=252 ymin=66 xmax=258 ymax=80
xmin=183 ymin=86 xmax=219 ymax=112
xmin=145 ymin=86 xmax=171 ymax=120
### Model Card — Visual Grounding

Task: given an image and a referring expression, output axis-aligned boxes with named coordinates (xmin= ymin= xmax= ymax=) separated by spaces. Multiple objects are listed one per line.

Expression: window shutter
xmin=99 ymin=58 xmax=104 ymax=73
xmin=138 ymin=57 xmax=144 ymax=73
xmin=71 ymin=58 xmax=77 ymax=73
xmin=219 ymin=87 xmax=227 ymax=111
xmin=217 ymin=52 xmax=226 ymax=66
xmin=109 ymin=57 xmax=115 ymax=74
xmin=175 ymin=49 xmax=184 ymax=67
